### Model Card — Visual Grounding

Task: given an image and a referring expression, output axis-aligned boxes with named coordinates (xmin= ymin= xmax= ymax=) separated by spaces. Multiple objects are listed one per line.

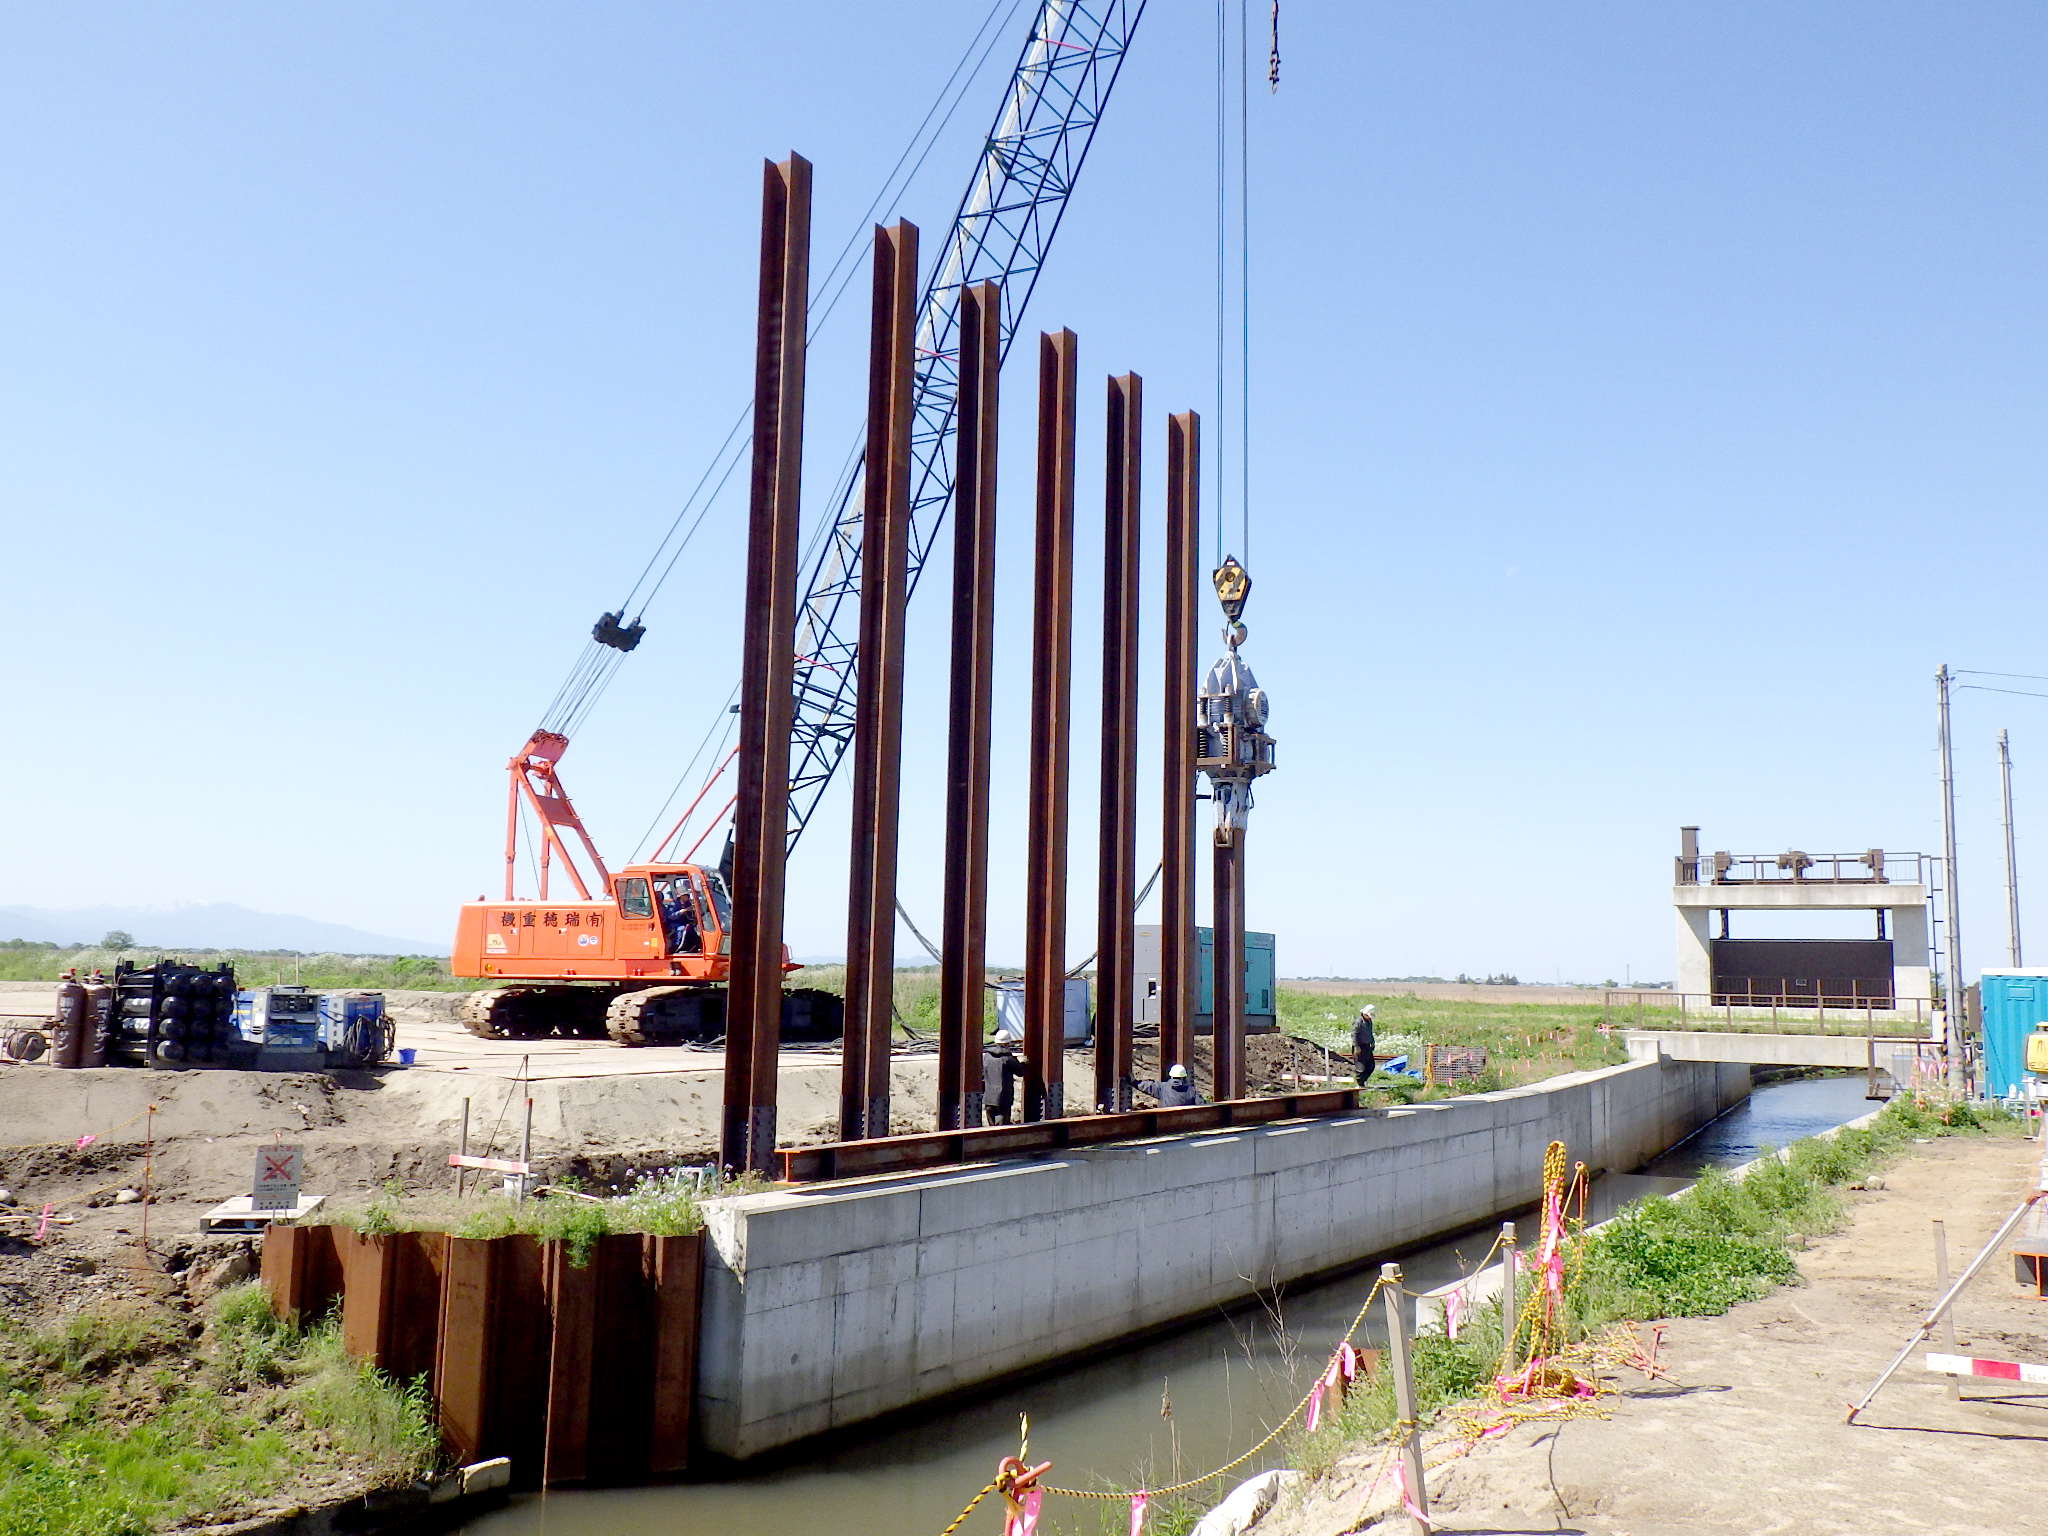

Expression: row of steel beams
xmin=840 ymin=220 xmax=920 ymax=1142
xmin=1094 ymin=374 xmax=1143 ymax=1113
xmin=1160 ymin=412 xmax=1201 ymax=1080
xmin=1023 ymin=329 xmax=1079 ymax=1121
xmin=937 ymin=281 xmax=1003 ymax=1133
xmin=723 ymin=154 xmax=812 ymax=1177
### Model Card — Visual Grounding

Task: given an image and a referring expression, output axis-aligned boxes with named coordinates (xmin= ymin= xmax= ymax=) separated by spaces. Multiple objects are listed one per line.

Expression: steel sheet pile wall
xmin=262 ymin=1225 xmax=703 ymax=1486
xmin=695 ymin=1055 xmax=1750 ymax=1459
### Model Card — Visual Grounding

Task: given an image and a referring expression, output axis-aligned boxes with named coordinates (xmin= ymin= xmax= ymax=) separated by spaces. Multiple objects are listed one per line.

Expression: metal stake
xmin=1095 ymin=372 xmax=1142 ymax=1113
xmin=1934 ymin=1218 xmax=1960 ymax=1399
xmin=518 ymin=1093 xmax=533 ymax=1203
xmin=842 ymin=218 xmax=919 ymax=1143
xmin=1380 ymin=1262 xmax=1432 ymax=1534
xmin=1500 ymin=1221 xmax=1519 ymax=1380
xmin=1160 ymin=412 xmax=1200 ymax=1081
xmin=457 ymin=1098 xmax=469 ymax=1196
xmin=938 ymin=281 xmax=1002 ymax=1132
xmin=1023 ymin=329 xmax=1078 ymax=1121
xmin=724 ymin=153 xmax=812 ymax=1175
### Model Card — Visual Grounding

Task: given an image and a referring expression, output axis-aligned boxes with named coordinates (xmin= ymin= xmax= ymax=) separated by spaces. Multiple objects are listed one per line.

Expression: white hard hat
xmin=1167 ymin=1064 xmax=1189 ymax=1080
xmin=1360 ymin=1004 xmax=1376 ymax=1018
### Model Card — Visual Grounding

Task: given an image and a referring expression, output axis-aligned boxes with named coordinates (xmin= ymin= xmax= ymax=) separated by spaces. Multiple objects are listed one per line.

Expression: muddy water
xmin=459 ymin=1073 xmax=1874 ymax=1536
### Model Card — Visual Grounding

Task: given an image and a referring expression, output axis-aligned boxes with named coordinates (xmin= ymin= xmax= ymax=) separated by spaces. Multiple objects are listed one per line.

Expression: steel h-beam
xmin=1160 ymin=412 xmax=1200 ymax=1079
xmin=841 ymin=220 xmax=920 ymax=1142
xmin=1212 ymin=829 xmax=1247 ymax=1102
xmin=1095 ymin=373 xmax=1142 ymax=1113
xmin=1024 ymin=328 xmax=1078 ymax=1121
xmin=724 ymin=154 xmax=811 ymax=1176
xmin=938 ymin=281 xmax=1003 ymax=1132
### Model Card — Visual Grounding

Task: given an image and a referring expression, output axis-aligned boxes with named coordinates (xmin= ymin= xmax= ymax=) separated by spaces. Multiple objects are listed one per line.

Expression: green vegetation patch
xmin=317 ymin=1167 xmax=771 ymax=1261
xmin=1276 ymin=988 xmax=1631 ymax=1095
xmin=0 ymin=1285 xmax=436 ymax=1536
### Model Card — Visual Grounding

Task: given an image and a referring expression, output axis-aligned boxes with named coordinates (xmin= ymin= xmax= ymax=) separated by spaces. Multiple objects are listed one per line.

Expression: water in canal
xmin=460 ymin=1071 xmax=1873 ymax=1536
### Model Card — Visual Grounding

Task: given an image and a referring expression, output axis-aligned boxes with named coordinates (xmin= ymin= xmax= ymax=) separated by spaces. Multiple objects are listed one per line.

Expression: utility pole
xmin=2001 ymin=729 xmax=2022 ymax=967
xmin=1937 ymin=664 xmax=1965 ymax=1092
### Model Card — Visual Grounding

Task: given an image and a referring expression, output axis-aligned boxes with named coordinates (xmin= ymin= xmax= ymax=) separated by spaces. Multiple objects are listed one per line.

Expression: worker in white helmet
xmin=1131 ymin=1062 xmax=1201 ymax=1108
xmin=1352 ymin=1005 xmax=1377 ymax=1086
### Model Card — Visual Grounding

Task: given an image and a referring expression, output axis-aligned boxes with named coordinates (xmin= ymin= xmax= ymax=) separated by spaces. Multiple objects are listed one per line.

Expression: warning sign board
xmin=252 ymin=1144 xmax=303 ymax=1211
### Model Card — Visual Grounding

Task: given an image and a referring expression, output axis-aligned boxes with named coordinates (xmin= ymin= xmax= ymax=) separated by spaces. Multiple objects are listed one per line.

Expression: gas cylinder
xmin=83 ymin=984 xmax=114 ymax=1068
xmin=51 ymin=978 xmax=86 ymax=1068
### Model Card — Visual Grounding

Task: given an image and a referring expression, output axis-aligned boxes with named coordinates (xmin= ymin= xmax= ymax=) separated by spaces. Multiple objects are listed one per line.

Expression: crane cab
xmin=451 ymin=862 xmax=742 ymax=981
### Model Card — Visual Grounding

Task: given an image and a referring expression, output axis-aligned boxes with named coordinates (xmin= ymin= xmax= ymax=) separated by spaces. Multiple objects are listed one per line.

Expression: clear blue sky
xmin=6 ymin=3 xmax=2045 ymax=981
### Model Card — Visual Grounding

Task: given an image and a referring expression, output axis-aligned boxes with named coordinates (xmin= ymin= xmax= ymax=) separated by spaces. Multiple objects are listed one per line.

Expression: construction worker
xmin=983 ymin=1041 xmax=1022 ymax=1125
xmin=1131 ymin=1063 xmax=1200 ymax=1108
xmin=1352 ymin=1004 xmax=1377 ymax=1086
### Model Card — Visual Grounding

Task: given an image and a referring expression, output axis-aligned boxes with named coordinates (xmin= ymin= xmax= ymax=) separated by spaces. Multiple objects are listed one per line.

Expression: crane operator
xmin=655 ymin=876 xmax=700 ymax=955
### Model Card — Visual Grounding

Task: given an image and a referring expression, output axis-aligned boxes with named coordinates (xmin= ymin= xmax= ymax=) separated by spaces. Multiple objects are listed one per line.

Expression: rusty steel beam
xmin=1161 ymin=411 xmax=1201 ymax=1079
xmin=1024 ymin=329 xmax=1078 ymax=1121
xmin=938 ymin=280 xmax=1003 ymax=1132
xmin=1212 ymin=832 xmax=1247 ymax=1102
xmin=777 ymin=1086 xmax=1375 ymax=1183
xmin=1095 ymin=372 xmax=1142 ymax=1114
xmin=724 ymin=153 xmax=812 ymax=1176
xmin=841 ymin=219 xmax=920 ymax=1142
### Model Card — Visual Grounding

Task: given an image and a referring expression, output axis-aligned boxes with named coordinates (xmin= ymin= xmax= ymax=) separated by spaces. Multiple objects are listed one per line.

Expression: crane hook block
xmin=1212 ymin=556 xmax=1251 ymax=622
xmin=592 ymin=611 xmax=646 ymax=653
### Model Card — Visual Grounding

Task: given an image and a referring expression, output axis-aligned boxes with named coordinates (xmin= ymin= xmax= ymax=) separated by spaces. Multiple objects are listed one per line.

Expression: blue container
xmin=1976 ymin=970 xmax=2048 ymax=1097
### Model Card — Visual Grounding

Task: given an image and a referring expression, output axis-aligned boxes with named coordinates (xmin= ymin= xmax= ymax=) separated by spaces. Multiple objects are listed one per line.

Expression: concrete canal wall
xmin=694 ymin=1055 xmax=1750 ymax=1459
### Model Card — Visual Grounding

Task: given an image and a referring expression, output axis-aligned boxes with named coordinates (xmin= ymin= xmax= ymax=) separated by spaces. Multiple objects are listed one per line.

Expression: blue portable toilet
xmin=1977 ymin=969 xmax=2048 ymax=1098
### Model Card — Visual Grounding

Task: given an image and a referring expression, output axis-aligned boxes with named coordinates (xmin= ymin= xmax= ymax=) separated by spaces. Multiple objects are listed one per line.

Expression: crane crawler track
xmin=462 ymin=986 xmax=613 ymax=1041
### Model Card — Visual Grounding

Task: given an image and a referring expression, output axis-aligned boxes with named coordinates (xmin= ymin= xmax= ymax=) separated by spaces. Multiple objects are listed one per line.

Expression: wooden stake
xmin=1380 ymin=1262 xmax=1432 ymax=1534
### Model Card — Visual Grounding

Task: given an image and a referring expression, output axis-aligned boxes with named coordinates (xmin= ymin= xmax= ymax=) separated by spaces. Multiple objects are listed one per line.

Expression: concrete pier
xmin=695 ymin=1054 xmax=1749 ymax=1458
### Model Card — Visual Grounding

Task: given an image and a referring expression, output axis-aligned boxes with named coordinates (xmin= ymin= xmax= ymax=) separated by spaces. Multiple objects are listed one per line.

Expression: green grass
xmin=0 ymin=1285 xmax=436 ymax=1536
xmin=316 ymin=1166 xmax=772 ymax=1258
xmin=1574 ymin=1091 xmax=2020 ymax=1325
xmin=1275 ymin=988 xmax=1631 ymax=1091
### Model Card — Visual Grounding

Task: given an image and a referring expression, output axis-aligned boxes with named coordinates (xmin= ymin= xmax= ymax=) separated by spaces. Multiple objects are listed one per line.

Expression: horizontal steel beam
xmin=775 ymin=1088 xmax=1377 ymax=1183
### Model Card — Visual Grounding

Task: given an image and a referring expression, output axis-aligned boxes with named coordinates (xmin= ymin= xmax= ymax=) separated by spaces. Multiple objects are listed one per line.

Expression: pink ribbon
xmin=1393 ymin=1449 xmax=1426 ymax=1521
xmin=1003 ymin=1487 xmax=1042 ymax=1536
xmin=1359 ymin=1448 xmax=1429 ymax=1524
xmin=1129 ymin=1491 xmax=1147 ymax=1535
xmin=36 ymin=1204 xmax=53 ymax=1241
xmin=1305 ymin=1380 xmax=1325 ymax=1433
xmin=75 ymin=1135 xmax=95 ymax=1150
xmin=1444 ymin=1285 xmax=1467 ymax=1339
xmin=1334 ymin=1341 xmax=1359 ymax=1382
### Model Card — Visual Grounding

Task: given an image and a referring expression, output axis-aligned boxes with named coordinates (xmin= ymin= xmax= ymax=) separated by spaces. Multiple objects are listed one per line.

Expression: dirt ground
xmin=1261 ymin=1134 xmax=2048 ymax=1536
xmin=0 ymin=984 xmax=1327 ymax=1323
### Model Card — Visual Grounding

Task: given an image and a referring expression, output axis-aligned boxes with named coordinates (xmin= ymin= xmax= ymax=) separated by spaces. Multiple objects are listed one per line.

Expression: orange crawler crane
xmin=450 ymin=726 xmax=840 ymax=1045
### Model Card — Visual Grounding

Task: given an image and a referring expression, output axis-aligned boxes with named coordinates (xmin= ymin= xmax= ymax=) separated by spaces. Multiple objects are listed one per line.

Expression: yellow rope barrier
xmin=940 ymin=1141 xmax=1616 ymax=1532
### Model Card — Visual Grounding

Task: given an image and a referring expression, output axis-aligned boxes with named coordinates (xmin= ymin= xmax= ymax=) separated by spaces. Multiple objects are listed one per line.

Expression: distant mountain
xmin=0 ymin=903 xmax=443 ymax=956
